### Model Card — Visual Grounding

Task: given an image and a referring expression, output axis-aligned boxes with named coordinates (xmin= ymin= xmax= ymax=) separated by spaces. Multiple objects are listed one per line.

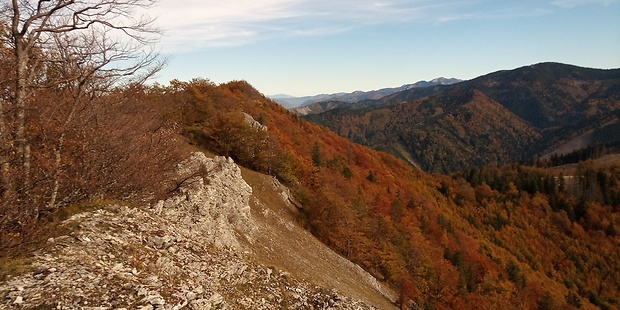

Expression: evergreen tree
xmin=312 ymin=141 xmax=323 ymax=167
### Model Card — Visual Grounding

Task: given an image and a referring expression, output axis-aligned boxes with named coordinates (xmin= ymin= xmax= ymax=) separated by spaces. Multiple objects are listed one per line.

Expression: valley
xmin=303 ymin=63 xmax=620 ymax=173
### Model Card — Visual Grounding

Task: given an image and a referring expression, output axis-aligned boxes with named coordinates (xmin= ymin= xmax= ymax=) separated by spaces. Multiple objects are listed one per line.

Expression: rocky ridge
xmin=153 ymin=153 xmax=256 ymax=249
xmin=0 ymin=153 xmax=394 ymax=309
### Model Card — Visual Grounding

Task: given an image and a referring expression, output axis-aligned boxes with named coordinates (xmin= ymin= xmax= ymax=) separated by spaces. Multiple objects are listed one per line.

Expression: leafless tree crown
xmin=0 ymin=0 xmax=167 ymax=227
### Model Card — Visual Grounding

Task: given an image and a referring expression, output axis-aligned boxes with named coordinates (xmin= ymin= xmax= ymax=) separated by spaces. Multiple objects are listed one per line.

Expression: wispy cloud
xmin=150 ymin=0 xmax=563 ymax=52
xmin=551 ymin=0 xmax=618 ymax=8
xmin=435 ymin=7 xmax=551 ymax=23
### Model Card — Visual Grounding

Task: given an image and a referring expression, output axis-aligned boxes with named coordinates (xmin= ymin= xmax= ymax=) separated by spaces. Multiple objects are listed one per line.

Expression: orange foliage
xmin=5 ymin=78 xmax=617 ymax=310
xmin=79 ymin=79 xmax=620 ymax=309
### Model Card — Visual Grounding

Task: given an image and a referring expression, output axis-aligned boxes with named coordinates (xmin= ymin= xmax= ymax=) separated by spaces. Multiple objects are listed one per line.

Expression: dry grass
xmin=0 ymin=200 xmax=117 ymax=277
xmin=0 ymin=256 xmax=32 ymax=282
xmin=547 ymin=153 xmax=620 ymax=175
xmin=239 ymin=166 xmax=398 ymax=309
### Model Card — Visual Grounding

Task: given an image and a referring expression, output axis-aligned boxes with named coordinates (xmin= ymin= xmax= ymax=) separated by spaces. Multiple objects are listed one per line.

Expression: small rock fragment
xmin=13 ymin=296 xmax=23 ymax=305
xmin=186 ymin=292 xmax=197 ymax=301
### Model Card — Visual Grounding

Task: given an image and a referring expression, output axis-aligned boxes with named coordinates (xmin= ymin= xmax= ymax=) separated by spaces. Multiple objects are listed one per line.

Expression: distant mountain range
xmin=270 ymin=77 xmax=462 ymax=110
xmin=304 ymin=63 xmax=620 ymax=172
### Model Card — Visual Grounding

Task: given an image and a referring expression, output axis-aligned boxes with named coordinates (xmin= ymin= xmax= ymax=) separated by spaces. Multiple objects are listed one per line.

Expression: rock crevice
xmin=152 ymin=153 xmax=256 ymax=249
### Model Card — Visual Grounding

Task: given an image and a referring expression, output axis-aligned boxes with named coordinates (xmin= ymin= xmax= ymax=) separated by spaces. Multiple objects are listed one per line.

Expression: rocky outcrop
xmin=152 ymin=153 xmax=255 ymax=249
xmin=242 ymin=112 xmax=267 ymax=131
xmin=270 ymin=175 xmax=303 ymax=212
xmin=0 ymin=205 xmax=376 ymax=309
xmin=0 ymin=153 xmax=385 ymax=309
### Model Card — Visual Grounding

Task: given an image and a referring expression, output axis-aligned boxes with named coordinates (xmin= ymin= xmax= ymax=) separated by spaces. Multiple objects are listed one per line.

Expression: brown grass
xmin=0 ymin=200 xmax=116 ymax=274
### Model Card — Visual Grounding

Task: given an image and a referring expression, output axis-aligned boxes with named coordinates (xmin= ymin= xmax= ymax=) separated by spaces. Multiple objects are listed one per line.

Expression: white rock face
xmin=242 ymin=112 xmax=267 ymax=131
xmin=0 ymin=206 xmax=377 ymax=309
xmin=152 ymin=153 xmax=256 ymax=249
xmin=0 ymin=152 xmax=390 ymax=309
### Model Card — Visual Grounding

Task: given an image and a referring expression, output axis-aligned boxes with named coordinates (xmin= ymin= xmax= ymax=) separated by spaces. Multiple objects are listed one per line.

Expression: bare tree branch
xmin=0 ymin=0 xmax=165 ymax=222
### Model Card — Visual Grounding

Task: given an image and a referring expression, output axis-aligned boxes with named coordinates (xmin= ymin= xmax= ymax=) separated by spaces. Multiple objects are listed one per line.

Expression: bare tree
xmin=0 ymin=0 xmax=165 ymax=223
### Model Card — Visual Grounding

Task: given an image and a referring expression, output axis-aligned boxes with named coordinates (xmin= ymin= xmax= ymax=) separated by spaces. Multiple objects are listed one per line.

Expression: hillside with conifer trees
xmin=307 ymin=63 xmax=620 ymax=173
xmin=125 ymin=79 xmax=620 ymax=309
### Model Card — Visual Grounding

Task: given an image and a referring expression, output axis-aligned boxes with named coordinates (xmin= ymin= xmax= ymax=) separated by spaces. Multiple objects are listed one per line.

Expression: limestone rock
xmin=0 ymin=152 xmax=386 ymax=309
xmin=154 ymin=153 xmax=256 ymax=249
xmin=13 ymin=296 xmax=23 ymax=305
xmin=242 ymin=112 xmax=267 ymax=131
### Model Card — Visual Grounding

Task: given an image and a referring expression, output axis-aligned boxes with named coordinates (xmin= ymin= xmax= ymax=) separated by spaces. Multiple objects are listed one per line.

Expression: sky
xmin=149 ymin=0 xmax=620 ymax=97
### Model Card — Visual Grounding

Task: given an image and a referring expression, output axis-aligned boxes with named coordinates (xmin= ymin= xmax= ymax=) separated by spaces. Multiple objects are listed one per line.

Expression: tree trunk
xmin=0 ymin=98 xmax=10 ymax=197
xmin=47 ymin=92 xmax=82 ymax=211
xmin=15 ymin=41 xmax=30 ymax=191
xmin=12 ymin=0 xmax=33 ymax=217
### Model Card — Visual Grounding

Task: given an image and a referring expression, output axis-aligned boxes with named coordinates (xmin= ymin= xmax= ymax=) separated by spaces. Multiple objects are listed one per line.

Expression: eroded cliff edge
xmin=0 ymin=152 xmax=396 ymax=309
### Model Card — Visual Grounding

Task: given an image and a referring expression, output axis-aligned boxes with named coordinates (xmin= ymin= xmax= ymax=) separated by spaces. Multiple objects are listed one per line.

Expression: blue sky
xmin=151 ymin=0 xmax=620 ymax=96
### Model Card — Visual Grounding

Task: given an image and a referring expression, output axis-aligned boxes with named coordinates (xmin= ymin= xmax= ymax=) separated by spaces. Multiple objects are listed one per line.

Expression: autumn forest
xmin=1 ymin=1 xmax=619 ymax=310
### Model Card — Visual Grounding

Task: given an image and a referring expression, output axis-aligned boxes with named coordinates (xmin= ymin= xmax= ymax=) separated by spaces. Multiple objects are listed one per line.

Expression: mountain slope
xmin=160 ymin=79 xmax=619 ymax=309
xmin=306 ymin=63 xmax=620 ymax=172
xmin=3 ymin=78 xmax=619 ymax=310
xmin=0 ymin=153 xmax=396 ymax=309
xmin=308 ymin=89 xmax=541 ymax=172
xmin=457 ymin=62 xmax=620 ymax=128
xmin=389 ymin=90 xmax=540 ymax=172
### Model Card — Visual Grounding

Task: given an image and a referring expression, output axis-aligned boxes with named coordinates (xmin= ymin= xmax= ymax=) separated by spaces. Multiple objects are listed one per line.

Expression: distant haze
xmin=272 ymin=77 xmax=462 ymax=109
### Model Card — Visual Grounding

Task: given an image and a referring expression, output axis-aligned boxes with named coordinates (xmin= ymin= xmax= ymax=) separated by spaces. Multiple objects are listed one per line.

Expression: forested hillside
xmin=2 ymin=74 xmax=619 ymax=309
xmin=1 ymin=6 xmax=618 ymax=307
xmin=135 ymin=80 xmax=620 ymax=309
xmin=168 ymin=80 xmax=620 ymax=309
xmin=0 ymin=0 xmax=620 ymax=309
xmin=306 ymin=63 xmax=620 ymax=173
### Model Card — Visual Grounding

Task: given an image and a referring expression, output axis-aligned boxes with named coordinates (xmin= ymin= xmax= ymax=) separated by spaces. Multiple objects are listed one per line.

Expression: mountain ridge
xmin=306 ymin=62 xmax=620 ymax=172
xmin=270 ymin=77 xmax=462 ymax=110
xmin=3 ymin=76 xmax=619 ymax=309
